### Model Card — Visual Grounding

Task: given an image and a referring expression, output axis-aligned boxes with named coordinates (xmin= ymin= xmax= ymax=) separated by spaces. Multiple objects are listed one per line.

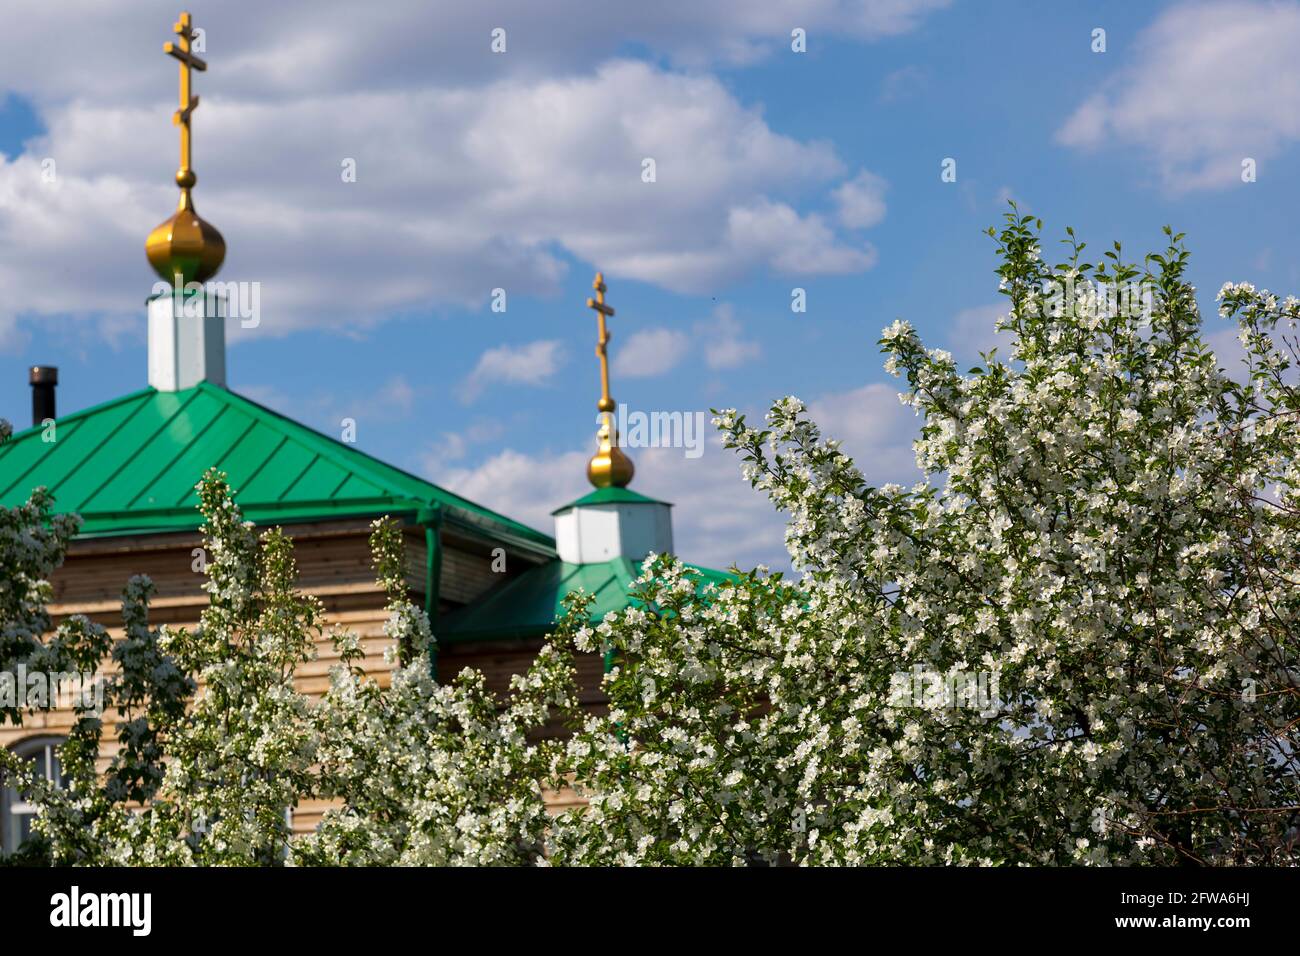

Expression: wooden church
xmin=0 ymin=11 xmax=725 ymax=848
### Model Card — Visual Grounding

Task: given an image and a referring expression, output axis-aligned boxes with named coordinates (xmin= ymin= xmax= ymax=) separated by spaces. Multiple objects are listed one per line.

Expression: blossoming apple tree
xmin=2 ymin=210 xmax=1297 ymax=866
xmin=546 ymin=211 xmax=1300 ymax=865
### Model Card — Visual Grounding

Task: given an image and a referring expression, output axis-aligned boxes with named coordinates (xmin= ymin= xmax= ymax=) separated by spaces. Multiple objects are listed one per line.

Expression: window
xmin=1 ymin=736 xmax=66 ymax=854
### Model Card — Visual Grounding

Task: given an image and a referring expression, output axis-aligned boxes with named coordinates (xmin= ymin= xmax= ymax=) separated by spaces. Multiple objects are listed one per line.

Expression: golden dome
xmin=147 ymin=12 xmax=223 ymax=286
xmin=146 ymin=186 xmax=225 ymax=285
xmin=588 ymin=419 xmax=635 ymax=488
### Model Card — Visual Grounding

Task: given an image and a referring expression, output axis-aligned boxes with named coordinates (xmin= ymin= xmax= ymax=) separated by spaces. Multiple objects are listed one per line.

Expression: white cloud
xmin=376 ymin=375 xmax=416 ymax=416
xmin=0 ymin=314 xmax=29 ymax=355
xmin=0 ymin=1 xmax=951 ymax=108
xmin=629 ymin=438 xmax=794 ymax=569
xmin=1206 ymin=325 xmax=1251 ymax=381
xmin=421 ymin=431 xmax=470 ymax=474
xmin=806 ymin=381 xmax=921 ymax=485
xmin=879 ymin=65 xmax=928 ymax=103
xmin=726 ymin=199 xmax=878 ymax=275
xmin=699 ymin=304 xmax=761 ymax=370
xmin=418 ymin=419 xmax=505 ymax=474
xmin=0 ymin=59 xmax=882 ymax=338
xmin=832 ymin=169 xmax=888 ymax=229
xmin=459 ymin=339 xmax=564 ymax=403
xmin=947 ymin=303 xmax=1011 ymax=361
xmin=463 ymin=419 xmax=506 ymax=444
xmin=1056 ymin=1 xmax=1300 ymax=191
xmin=609 ymin=304 xmax=761 ymax=380
xmin=994 ymin=185 xmax=1028 ymax=211
xmin=436 ymin=448 xmax=588 ymax=531
xmin=613 ymin=327 xmax=691 ymax=379
xmin=433 ymin=379 xmax=924 ymax=570
xmin=1058 ymin=96 xmax=1109 ymax=150
xmin=434 ymin=439 xmax=790 ymax=570
xmin=238 ymin=373 xmax=420 ymax=436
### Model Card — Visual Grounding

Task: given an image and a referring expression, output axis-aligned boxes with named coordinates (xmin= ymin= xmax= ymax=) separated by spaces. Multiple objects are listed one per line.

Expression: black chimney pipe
xmin=30 ymin=366 xmax=57 ymax=427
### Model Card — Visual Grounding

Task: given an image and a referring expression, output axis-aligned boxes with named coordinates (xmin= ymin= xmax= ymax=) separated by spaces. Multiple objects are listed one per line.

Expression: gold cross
xmin=586 ymin=272 xmax=617 ymax=415
xmin=163 ymin=12 xmax=207 ymax=193
xmin=583 ymin=272 xmax=635 ymax=488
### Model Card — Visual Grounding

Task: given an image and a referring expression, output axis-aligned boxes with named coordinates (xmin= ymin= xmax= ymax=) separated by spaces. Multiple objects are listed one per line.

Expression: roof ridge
xmin=0 ymin=390 xmax=156 ymax=501
xmin=438 ymin=556 xmax=733 ymax=644
xmin=174 ymin=415 xmax=258 ymax=507
xmin=124 ymin=400 xmax=230 ymax=511
xmin=1 ymin=382 xmax=554 ymax=549
xmin=205 ymin=384 xmax=551 ymax=544
xmin=78 ymin=389 xmax=202 ymax=511
xmin=1 ymin=386 xmax=156 ymax=443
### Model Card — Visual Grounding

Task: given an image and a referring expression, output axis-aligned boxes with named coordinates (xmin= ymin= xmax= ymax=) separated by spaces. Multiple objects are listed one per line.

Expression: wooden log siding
xmin=0 ymin=518 xmax=576 ymax=835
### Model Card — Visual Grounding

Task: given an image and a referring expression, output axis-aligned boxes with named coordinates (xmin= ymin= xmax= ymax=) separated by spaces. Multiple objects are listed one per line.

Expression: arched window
xmin=1 ymin=736 xmax=66 ymax=854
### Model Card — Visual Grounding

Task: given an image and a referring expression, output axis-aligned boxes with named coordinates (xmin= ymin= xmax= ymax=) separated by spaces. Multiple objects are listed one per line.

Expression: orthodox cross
xmin=586 ymin=272 xmax=617 ymax=416
xmin=163 ymin=11 xmax=207 ymax=193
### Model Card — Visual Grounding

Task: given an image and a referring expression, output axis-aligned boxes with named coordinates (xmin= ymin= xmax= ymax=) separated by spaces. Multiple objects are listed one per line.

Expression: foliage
xmin=1 ymin=470 xmax=572 ymax=866
xmin=544 ymin=212 xmax=1300 ymax=865
xmin=291 ymin=517 xmax=579 ymax=866
xmin=3 ymin=212 xmax=1298 ymax=865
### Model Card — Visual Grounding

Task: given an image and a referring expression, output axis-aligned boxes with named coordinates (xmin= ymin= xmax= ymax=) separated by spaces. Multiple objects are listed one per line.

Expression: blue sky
xmin=1 ymin=0 xmax=1297 ymax=568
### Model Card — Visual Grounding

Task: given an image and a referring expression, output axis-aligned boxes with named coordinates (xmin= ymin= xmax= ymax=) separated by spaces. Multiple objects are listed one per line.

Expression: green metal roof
xmin=551 ymin=485 xmax=670 ymax=515
xmin=0 ymin=382 xmax=554 ymax=549
xmin=437 ymin=557 xmax=734 ymax=643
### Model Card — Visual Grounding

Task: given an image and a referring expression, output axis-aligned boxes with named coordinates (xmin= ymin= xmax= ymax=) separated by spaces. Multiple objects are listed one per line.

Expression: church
xmin=0 ymin=11 xmax=726 ymax=848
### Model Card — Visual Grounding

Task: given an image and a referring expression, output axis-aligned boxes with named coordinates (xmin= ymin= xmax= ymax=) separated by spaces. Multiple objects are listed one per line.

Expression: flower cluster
xmin=291 ymin=517 xmax=580 ymax=866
